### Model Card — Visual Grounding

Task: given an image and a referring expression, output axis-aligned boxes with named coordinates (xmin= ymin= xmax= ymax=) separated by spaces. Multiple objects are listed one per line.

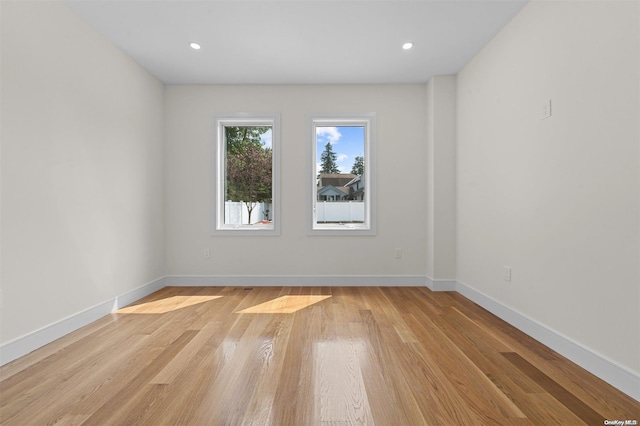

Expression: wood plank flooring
xmin=1 ymin=286 xmax=638 ymax=425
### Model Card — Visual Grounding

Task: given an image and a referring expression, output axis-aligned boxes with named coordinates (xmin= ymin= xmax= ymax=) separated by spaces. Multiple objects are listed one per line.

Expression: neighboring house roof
xmin=345 ymin=175 xmax=361 ymax=187
xmin=317 ymin=185 xmax=350 ymax=197
xmin=318 ymin=173 xmax=356 ymax=188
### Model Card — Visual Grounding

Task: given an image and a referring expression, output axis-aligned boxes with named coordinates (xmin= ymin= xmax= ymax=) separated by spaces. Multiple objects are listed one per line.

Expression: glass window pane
xmin=315 ymin=126 xmax=365 ymax=223
xmin=224 ymin=126 xmax=273 ymax=226
xmin=309 ymin=114 xmax=375 ymax=235
xmin=212 ymin=113 xmax=279 ymax=235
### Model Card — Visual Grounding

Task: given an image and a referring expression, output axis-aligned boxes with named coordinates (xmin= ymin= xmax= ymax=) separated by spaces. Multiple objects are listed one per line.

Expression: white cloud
xmin=316 ymin=127 xmax=342 ymax=144
xmin=260 ymin=131 xmax=272 ymax=148
xmin=336 ymin=153 xmax=348 ymax=163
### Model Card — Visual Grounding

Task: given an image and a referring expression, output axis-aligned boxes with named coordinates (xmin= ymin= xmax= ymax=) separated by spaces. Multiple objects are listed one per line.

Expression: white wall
xmin=426 ymin=76 xmax=457 ymax=282
xmin=2 ymin=0 xmax=637 ymax=400
xmin=457 ymin=0 xmax=639 ymax=375
xmin=1 ymin=1 xmax=165 ymax=345
xmin=164 ymin=85 xmax=427 ymax=278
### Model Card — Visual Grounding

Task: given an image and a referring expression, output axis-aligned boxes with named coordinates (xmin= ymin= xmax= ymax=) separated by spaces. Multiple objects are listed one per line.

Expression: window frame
xmin=211 ymin=113 xmax=280 ymax=236
xmin=307 ymin=113 xmax=376 ymax=236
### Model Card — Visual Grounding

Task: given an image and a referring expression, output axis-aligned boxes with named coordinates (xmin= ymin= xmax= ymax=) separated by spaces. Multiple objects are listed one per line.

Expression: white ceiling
xmin=64 ymin=0 xmax=527 ymax=85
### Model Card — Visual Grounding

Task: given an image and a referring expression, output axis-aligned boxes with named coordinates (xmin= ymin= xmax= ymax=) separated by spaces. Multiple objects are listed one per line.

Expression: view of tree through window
xmin=315 ymin=125 xmax=366 ymax=223
xmin=224 ymin=126 xmax=273 ymax=225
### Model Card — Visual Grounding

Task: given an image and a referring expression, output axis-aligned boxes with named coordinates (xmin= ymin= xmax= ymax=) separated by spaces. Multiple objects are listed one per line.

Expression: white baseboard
xmin=0 ymin=299 xmax=114 ymax=367
xmin=455 ymin=280 xmax=640 ymax=402
xmin=163 ymin=275 xmax=427 ymax=287
xmin=111 ymin=277 xmax=165 ymax=311
xmin=2 ymin=274 xmax=638 ymax=402
xmin=0 ymin=277 xmax=165 ymax=367
xmin=426 ymin=276 xmax=457 ymax=291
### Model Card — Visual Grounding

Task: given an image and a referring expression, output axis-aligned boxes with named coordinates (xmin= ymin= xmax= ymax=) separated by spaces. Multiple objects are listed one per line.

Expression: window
xmin=308 ymin=113 xmax=376 ymax=235
xmin=212 ymin=113 xmax=280 ymax=235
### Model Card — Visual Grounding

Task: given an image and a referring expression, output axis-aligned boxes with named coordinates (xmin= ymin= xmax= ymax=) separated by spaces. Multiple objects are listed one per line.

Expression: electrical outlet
xmin=504 ymin=266 xmax=511 ymax=282
xmin=204 ymin=248 xmax=211 ymax=259
xmin=395 ymin=248 xmax=402 ymax=259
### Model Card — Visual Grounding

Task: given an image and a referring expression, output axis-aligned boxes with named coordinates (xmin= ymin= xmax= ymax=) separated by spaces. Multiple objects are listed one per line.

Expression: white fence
xmin=316 ymin=201 xmax=364 ymax=223
xmin=225 ymin=201 xmax=364 ymax=224
xmin=225 ymin=201 xmax=271 ymax=225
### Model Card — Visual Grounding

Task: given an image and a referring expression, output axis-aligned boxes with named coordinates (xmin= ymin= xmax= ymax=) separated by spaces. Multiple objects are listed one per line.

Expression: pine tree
xmin=351 ymin=156 xmax=364 ymax=175
xmin=320 ymin=142 xmax=340 ymax=174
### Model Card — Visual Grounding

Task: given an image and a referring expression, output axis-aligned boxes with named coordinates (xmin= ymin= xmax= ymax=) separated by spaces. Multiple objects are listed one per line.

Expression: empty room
xmin=1 ymin=0 xmax=639 ymax=424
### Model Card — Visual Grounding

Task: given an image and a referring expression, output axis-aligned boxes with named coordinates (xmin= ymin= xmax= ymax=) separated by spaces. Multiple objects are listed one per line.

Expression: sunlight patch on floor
xmin=236 ymin=295 xmax=331 ymax=314
xmin=117 ymin=295 xmax=223 ymax=314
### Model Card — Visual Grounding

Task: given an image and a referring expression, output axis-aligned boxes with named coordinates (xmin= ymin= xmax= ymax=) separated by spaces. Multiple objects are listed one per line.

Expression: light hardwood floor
xmin=1 ymin=286 xmax=638 ymax=425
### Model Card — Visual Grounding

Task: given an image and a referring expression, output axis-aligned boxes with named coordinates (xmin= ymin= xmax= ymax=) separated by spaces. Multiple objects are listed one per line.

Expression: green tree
xmin=225 ymin=126 xmax=272 ymax=224
xmin=320 ymin=142 xmax=340 ymax=174
xmin=226 ymin=144 xmax=272 ymax=224
xmin=225 ymin=126 xmax=270 ymax=155
xmin=351 ymin=155 xmax=364 ymax=175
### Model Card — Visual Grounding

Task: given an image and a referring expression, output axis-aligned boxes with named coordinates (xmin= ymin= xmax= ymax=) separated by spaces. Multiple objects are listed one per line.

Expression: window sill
xmin=309 ymin=223 xmax=375 ymax=236
xmin=212 ymin=223 xmax=279 ymax=236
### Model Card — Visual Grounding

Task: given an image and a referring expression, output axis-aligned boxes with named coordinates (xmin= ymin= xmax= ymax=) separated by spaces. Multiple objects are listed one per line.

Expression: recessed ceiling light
xmin=402 ymin=42 xmax=414 ymax=50
xmin=190 ymin=42 xmax=201 ymax=50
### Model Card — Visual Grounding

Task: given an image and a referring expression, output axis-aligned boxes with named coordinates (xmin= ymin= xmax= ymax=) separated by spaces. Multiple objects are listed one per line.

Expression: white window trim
xmin=211 ymin=113 xmax=280 ymax=236
xmin=307 ymin=113 xmax=376 ymax=236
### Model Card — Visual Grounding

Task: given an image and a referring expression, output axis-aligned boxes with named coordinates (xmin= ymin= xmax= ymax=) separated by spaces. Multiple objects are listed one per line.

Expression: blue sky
xmin=260 ymin=128 xmax=272 ymax=149
xmin=316 ymin=126 xmax=364 ymax=174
